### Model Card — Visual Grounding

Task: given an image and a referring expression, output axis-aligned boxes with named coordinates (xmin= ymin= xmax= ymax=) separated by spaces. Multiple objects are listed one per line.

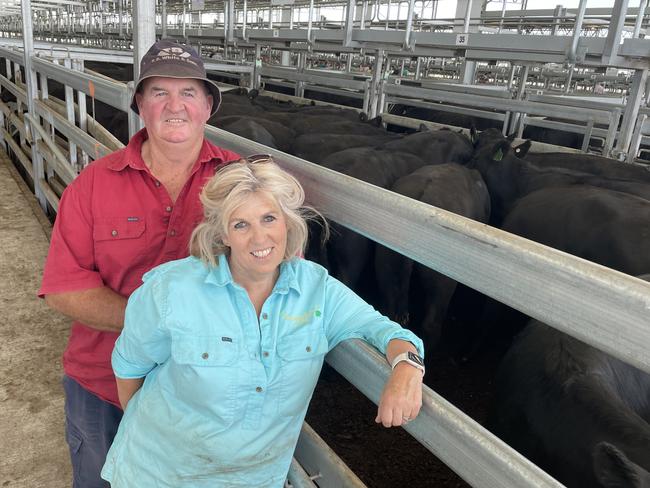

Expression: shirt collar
xmin=107 ymin=128 xmax=227 ymax=172
xmin=205 ymin=254 xmax=301 ymax=295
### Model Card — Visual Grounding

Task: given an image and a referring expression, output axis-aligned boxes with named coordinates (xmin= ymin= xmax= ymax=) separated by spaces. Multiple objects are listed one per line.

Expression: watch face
xmin=408 ymin=351 xmax=424 ymax=366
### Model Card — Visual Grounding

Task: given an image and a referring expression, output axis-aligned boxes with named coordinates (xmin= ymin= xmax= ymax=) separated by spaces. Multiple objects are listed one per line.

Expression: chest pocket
xmin=277 ymin=329 xmax=329 ymax=418
xmin=94 ymin=217 xmax=146 ymax=242
xmin=169 ymin=335 xmax=240 ymax=430
xmin=93 ymin=217 xmax=148 ymax=272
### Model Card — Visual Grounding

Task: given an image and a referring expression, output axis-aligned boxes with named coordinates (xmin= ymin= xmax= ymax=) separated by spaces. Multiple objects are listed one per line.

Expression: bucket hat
xmin=131 ymin=39 xmax=221 ymax=116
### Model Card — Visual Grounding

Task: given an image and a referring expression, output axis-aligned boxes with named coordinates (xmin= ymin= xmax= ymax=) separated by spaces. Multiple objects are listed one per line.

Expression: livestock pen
xmin=0 ymin=43 xmax=649 ymax=488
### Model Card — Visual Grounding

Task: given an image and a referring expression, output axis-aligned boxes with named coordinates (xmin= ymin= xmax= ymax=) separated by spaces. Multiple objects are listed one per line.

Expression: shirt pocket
xmin=277 ymin=328 xmax=329 ymax=417
xmin=169 ymin=334 xmax=240 ymax=431
xmin=93 ymin=217 xmax=148 ymax=269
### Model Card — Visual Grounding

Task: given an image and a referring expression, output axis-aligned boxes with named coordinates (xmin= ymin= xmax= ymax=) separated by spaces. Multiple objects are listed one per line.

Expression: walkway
xmin=0 ymin=151 xmax=70 ymax=486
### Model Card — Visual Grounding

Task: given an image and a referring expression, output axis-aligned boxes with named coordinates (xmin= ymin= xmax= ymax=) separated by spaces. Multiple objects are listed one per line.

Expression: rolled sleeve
xmin=323 ymin=276 xmax=424 ymax=357
xmin=112 ymin=272 xmax=171 ymax=378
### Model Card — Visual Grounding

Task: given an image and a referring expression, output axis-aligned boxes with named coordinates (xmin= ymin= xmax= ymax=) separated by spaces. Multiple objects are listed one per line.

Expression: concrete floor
xmin=0 ymin=152 xmax=71 ymax=487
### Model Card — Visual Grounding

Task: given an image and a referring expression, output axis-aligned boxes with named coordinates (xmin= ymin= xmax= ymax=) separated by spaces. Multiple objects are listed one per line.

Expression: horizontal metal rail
xmin=31 ymin=56 xmax=131 ymax=111
xmin=327 ymin=339 xmax=565 ymax=488
xmin=294 ymin=422 xmax=366 ymax=488
xmin=204 ymin=126 xmax=650 ymax=377
xmin=382 ymin=83 xmax=615 ymax=124
xmin=261 ymin=65 xmax=368 ymax=91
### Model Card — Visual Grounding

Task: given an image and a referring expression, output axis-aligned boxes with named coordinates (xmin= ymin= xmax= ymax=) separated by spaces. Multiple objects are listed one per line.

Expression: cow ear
xmin=470 ymin=126 xmax=478 ymax=145
xmin=593 ymin=442 xmax=646 ymax=488
xmin=514 ymin=140 xmax=532 ymax=158
xmin=492 ymin=141 xmax=509 ymax=161
xmin=506 ymin=132 xmax=516 ymax=142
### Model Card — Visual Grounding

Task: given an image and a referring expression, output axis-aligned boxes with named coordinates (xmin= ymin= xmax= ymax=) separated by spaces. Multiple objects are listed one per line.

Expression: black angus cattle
xmin=466 ymin=184 xmax=650 ymax=360
xmin=220 ymin=118 xmax=277 ymax=149
xmin=379 ymin=127 xmax=475 ymax=165
xmin=517 ymin=145 xmax=650 ymax=184
xmin=292 ymin=133 xmax=401 ymax=164
xmin=389 ymin=104 xmax=503 ymax=131
xmin=491 ymin=318 xmax=650 ymax=488
xmin=310 ymin=149 xmax=426 ymax=293
xmin=212 ymin=115 xmax=296 ymax=152
xmin=468 ymin=141 xmax=650 ymax=225
xmin=501 ymin=186 xmax=650 ymax=277
xmin=374 ymin=164 xmax=490 ymax=360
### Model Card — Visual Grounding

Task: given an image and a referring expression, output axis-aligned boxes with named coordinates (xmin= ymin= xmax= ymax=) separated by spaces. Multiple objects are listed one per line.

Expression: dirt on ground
xmin=0 ymin=155 xmax=71 ymax=488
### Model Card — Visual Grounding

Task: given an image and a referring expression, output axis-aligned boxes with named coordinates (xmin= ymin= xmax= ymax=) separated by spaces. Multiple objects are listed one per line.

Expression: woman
xmin=101 ymin=157 xmax=424 ymax=487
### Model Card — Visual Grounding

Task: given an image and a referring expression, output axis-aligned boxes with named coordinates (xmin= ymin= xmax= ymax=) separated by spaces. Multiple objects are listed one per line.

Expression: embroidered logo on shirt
xmin=127 ymin=217 xmax=140 ymax=222
xmin=221 ymin=337 xmax=233 ymax=342
xmin=281 ymin=308 xmax=321 ymax=326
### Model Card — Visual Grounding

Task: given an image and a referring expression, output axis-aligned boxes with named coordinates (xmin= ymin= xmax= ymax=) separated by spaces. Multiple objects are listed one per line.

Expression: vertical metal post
xmin=343 ymin=0 xmax=355 ymax=46
xmin=563 ymin=66 xmax=574 ymax=94
xmin=307 ymin=0 xmax=313 ymax=42
xmin=253 ymin=43 xmax=262 ymax=90
xmin=404 ymin=0 xmax=415 ymax=48
xmin=633 ymin=0 xmax=648 ymax=38
xmin=226 ymin=0 xmax=234 ymax=42
xmin=182 ymin=0 xmax=186 ymax=37
xmin=63 ymin=58 xmax=78 ymax=170
xmin=131 ymin=0 xmax=155 ymax=136
xmin=626 ymin=113 xmax=646 ymax=162
xmin=385 ymin=0 xmax=390 ymax=30
xmin=74 ymin=58 xmax=89 ymax=168
xmin=498 ymin=0 xmax=507 ymax=33
xmin=368 ymin=48 xmax=384 ymax=119
xmin=604 ymin=108 xmax=622 ymax=157
xmin=360 ymin=0 xmax=367 ymax=30
xmin=509 ymin=64 xmax=529 ymax=136
xmin=414 ymin=56 xmax=422 ymax=81
xmin=161 ymin=0 xmax=167 ymax=38
xmin=241 ymin=0 xmax=247 ymax=40
xmin=295 ymin=51 xmax=306 ymax=98
xmin=568 ymin=0 xmax=587 ymax=64
xmin=613 ymin=69 xmax=648 ymax=158
xmin=22 ymin=0 xmax=47 ymax=208
xmin=602 ymin=0 xmax=630 ymax=64
xmin=463 ymin=0 xmax=473 ymax=33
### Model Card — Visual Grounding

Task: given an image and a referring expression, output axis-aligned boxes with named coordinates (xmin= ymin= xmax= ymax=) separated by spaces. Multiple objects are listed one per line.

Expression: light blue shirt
xmin=101 ymin=254 xmax=423 ymax=487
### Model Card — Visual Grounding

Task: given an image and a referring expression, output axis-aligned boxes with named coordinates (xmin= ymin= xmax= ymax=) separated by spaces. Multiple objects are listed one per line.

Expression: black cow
xmin=374 ymin=164 xmax=490 ymax=359
xmin=491 ymin=318 xmax=650 ymax=488
xmin=379 ymin=128 xmax=475 ymax=165
xmin=292 ymin=133 xmax=401 ymax=164
xmin=213 ymin=115 xmax=295 ymax=152
xmin=468 ymin=141 xmax=650 ymax=225
xmin=312 ymin=149 xmax=426 ymax=292
xmin=220 ymin=118 xmax=277 ymax=149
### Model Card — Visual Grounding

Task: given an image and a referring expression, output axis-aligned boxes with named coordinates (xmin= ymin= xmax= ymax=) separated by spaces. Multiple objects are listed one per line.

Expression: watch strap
xmin=390 ymin=351 xmax=425 ymax=375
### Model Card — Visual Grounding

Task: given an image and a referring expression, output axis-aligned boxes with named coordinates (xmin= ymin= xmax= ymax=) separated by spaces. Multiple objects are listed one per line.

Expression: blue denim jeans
xmin=63 ymin=375 xmax=123 ymax=488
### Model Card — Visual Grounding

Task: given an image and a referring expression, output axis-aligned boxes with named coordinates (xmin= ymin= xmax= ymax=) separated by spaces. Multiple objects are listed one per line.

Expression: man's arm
xmin=44 ymin=286 xmax=127 ymax=332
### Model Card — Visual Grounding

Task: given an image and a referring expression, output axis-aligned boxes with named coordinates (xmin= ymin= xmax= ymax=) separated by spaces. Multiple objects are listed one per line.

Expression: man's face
xmin=136 ymin=76 xmax=213 ymax=146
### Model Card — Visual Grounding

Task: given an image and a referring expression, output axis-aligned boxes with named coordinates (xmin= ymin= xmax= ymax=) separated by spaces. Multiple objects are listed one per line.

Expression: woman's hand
xmin=375 ymin=362 xmax=423 ymax=427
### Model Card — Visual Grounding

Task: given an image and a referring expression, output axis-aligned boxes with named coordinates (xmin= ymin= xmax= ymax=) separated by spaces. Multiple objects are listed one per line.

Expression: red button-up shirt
xmin=39 ymin=129 xmax=239 ymax=406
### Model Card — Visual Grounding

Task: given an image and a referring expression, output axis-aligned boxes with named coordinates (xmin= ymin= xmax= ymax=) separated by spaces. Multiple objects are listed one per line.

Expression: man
xmin=39 ymin=40 xmax=240 ymax=487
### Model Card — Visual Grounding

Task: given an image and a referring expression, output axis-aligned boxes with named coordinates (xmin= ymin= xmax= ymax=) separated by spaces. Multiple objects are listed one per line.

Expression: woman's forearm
xmin=385 ymin=338 xmax=420 ymax=364
xmin=116 ymin=377 xmax=144 ymax=410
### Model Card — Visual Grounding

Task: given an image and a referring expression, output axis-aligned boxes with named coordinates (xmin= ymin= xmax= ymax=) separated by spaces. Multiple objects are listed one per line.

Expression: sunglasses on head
xmin=245 ymin=154 xmax=274 ymax=164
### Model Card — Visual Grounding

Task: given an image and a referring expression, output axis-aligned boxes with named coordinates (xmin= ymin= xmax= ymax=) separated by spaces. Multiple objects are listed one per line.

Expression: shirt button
xmin=170 ymin=230 xmax=176 ymax=237
xmin=201 ymin=352 xmax=209 ymax=359
xmin=263 ymin=351 xmax=269 ymax=357
xmin=255 ymin=386 xmax=263 ymax=393
xmin=261 ymin=313 xmax=268 ymax=320
xmin=165 ymin=206 xmax=172 ymax=212
xmin=111 ymin=230 xmax=118 ymax=237
xmin=155 ymin=180 xmax=161 ymax=187
xmin=306 ymin=346 xmax=312 ymax=352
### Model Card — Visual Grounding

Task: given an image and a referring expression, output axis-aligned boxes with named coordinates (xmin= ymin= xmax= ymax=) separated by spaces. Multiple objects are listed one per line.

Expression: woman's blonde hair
xmin=189 ymin=158 xmax=327 ymax=266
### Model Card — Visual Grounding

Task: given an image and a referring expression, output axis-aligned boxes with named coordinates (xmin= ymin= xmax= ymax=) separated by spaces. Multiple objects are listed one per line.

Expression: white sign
xmin=455 ymin=33 xmax=468 ymax=46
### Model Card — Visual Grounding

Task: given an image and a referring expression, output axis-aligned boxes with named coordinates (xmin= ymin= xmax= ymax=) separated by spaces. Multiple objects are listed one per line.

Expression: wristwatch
xmin=390 ymin=351 xmax=425 ymax=376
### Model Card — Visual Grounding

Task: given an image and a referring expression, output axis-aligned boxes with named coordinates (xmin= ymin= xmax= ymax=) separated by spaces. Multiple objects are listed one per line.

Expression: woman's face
xmin=223 ymin=191 xmax=288 ymax=285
